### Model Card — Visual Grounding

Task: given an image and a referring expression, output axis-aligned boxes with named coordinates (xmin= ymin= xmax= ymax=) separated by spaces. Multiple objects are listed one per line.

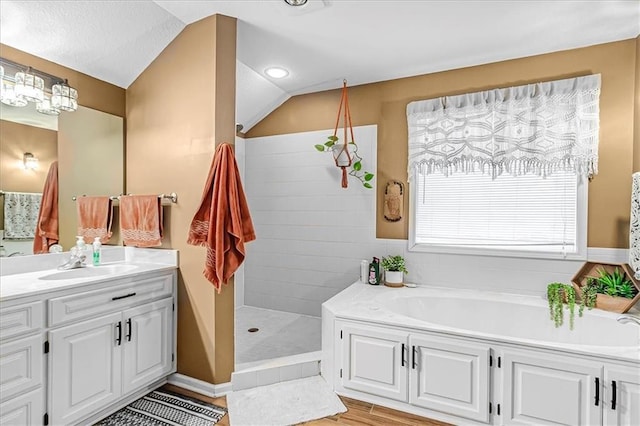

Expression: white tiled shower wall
xmin=238 ymin=126 xmax=628 ymax=317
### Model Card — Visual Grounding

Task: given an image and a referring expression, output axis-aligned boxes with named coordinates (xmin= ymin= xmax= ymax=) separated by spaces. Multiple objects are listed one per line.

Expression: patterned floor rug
xmin=95 ymin=389 xmax=227 ymax=426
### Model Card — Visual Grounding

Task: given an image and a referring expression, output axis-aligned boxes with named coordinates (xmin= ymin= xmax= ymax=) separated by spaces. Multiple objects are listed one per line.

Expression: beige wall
xmin=126 ymin=15 xmax=237 ymax=384
xmin=634 ymin=35 xmax=640 ymax=173
xmin=0 ymin=120 xmax=57 ymax=229
xmin=248 ymin=39 xmax=638 ymax=249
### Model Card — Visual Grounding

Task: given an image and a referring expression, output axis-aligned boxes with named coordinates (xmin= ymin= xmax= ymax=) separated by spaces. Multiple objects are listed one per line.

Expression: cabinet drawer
xmin=49 ymin=273 xmax=173 ymax=327
xmin=0 ymin=301 xmax=43 ymax=341
xmin=0 ymin=334 xmax=43 ymax=402
xmin=0 ymin=387 xmax=43 ymax=426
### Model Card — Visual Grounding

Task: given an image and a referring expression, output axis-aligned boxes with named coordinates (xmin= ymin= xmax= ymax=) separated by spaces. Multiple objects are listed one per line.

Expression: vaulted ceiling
xmin=1 ymin=1 xmax=639 ymax=131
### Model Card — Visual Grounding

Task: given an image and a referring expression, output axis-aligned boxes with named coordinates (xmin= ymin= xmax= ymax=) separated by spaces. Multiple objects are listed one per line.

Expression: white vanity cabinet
xmin=604 ymin=365 xmax=640 ymax=426
xmin=501 ymin=349 xmax=602 ymax=426
xmin=336 ymin=320 xmax=491 ymax=424
xmin=0 ymin=302 xmax=45 ymax=425
xmin=333 ymin=318 xmax=639 ymax=426
xmin=48 ymin=273 xmax=175 ymax=425
xmin=340 ymin=322 xmax=409 ymax=402
xmin=410 ymin=334 xmax=490 ymax=423
xmin=0 ymin=267 xmax=177 ymax=426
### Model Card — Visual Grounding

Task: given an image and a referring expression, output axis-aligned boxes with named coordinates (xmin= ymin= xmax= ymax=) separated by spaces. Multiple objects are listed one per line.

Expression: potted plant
xmin=381 ymin=255 xmax=407 ymax=288
xmin=572 ymin=263 xmax=640 ymax=313
xmin=547 ymin=283 xmax=579 ymax=329
xmin=315 ymin=136 xmax=374 ymax=188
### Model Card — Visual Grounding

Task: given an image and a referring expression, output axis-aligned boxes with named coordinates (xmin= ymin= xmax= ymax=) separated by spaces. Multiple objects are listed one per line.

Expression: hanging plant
xmin=547 ymin=282 xmax=583 ymax=330
xmin=314 ymin=80 xmax=374 ymax=189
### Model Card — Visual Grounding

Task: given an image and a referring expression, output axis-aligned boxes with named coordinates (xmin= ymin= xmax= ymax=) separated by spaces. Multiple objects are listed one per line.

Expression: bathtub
xmin=376 ymin=289 xmax=640 ymax=350
xmin=322 ymin=282 xmax=640 ymax=426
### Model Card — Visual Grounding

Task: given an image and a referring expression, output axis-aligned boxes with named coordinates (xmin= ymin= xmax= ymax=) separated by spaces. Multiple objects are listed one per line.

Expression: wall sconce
xmin=23 ymin=152 xmax=38 ymax=170
xmin=0 ymin=57 xmax=78 ymax=115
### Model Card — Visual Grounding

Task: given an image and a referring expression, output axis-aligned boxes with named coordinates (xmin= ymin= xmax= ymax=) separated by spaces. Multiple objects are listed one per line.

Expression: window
xmin=409 ymin=170 xmax=587 ymax=259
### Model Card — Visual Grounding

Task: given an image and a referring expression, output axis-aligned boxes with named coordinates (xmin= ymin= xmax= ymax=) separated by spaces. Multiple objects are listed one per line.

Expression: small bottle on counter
xmin=92 ymin=237 xmax=102 ymax=266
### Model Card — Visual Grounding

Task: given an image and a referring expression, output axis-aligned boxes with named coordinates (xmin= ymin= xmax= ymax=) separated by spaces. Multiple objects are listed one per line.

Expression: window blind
xmin=415 ymin=170 xmax=577 ymax=253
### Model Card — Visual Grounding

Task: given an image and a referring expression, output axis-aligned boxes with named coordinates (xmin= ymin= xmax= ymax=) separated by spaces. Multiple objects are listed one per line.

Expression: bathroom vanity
xmin=0 ymin=248 xmax=178 ymax=425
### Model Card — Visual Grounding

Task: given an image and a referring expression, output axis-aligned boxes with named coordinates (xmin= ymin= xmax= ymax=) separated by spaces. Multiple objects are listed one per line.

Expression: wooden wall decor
xmin=384 ymin=180 xmax=404 ymax=222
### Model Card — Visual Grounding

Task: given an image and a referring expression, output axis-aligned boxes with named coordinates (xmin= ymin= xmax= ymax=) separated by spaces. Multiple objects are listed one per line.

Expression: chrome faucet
xmin=617 ymin=315 xmax=640 ymax=326
xmin=58 ymin=252 xmax=86 ymax=270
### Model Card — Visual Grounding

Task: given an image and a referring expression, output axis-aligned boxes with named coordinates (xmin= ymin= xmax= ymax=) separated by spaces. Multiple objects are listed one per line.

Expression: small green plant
xmin=380 ymin=255 xmax=408 ymax=273
xmin=579 ymin=277 xmax=599 ymax=315
xmin=315 ymin=136 xmax=375 ymax=188
xmin=589 ymin=267 xmax=638 ymax=299
xmin=547 ymin=283 xmax=579 ymax=329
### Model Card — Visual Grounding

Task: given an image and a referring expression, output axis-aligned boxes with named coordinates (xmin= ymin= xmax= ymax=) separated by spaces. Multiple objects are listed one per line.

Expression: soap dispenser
xmin=92 ymin=237 xmax=102 ymax=266
xmin=73 ymin=236 xmax=86 ymax=258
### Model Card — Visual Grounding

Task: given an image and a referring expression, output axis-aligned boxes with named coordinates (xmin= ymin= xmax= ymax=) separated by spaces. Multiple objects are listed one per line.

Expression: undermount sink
xmin=39 ymin=264 xmax=139 ymax=281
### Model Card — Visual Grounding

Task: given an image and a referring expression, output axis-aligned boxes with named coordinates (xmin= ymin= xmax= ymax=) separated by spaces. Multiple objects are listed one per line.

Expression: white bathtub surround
xmin=227 ymin=376 xmax=346 ymax=426
xmin=323 ymin=282 xmax=640 ymax=426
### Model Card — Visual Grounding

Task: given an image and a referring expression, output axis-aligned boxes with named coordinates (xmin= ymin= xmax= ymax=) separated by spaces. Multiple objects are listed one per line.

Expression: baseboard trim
xmin=167 ymin=373 xmax=232 ymax=397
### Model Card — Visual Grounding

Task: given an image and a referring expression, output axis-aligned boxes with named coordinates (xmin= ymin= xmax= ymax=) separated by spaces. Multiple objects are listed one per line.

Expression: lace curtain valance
xmin=407 ymin=74 xmax=601 ymax=181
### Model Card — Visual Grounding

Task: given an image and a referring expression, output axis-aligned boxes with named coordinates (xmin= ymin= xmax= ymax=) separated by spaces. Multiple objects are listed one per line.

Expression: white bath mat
xmin=226 ymin=375 xmax=346 ymax=425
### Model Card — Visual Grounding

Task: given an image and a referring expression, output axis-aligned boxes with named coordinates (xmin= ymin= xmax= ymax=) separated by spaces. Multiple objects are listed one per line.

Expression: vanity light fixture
xmin=0 ymin=57 xmax=78 ymax=114
xmin=284 ymin=0 xmax=308 ymax=5
xmin=265 ymin=67 xmax=289 ymax=79
xmin=23 ymin=153 xmax=38 ymax=171
xmin=14 ymin=67 xmax=44 ymax=103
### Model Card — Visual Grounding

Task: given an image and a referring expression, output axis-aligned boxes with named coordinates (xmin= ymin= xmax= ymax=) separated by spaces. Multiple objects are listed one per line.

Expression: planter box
xmin=571 ymin=262 xmax=640 ymax=314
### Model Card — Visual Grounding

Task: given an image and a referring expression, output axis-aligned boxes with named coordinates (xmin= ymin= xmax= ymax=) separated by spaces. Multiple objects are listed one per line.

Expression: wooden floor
xmin=162 ymin=384 xmax=451 ymax=426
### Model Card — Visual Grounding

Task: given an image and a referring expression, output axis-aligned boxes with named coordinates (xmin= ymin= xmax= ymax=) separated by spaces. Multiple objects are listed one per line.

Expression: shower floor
xmin=235 ymin=306 xmax=321 ymax=367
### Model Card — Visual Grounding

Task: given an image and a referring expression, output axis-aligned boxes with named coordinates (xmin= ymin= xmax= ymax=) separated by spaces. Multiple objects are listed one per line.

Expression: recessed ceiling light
xmin=284 ymin=0 xmax=308 ymax=6
xmin=265 ymin=67 xmax=289 ymax=79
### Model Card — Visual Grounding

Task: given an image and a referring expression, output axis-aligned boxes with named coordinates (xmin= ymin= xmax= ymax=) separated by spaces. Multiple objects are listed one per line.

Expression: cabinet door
xmin=340 ymin=322 xmax=409 ymax=402
xmin=49 ymin=312 xmax=122 ymax=426
xmin=502 ymin=350 xmax=602 ymax=425
xmin=122 ymin=298 xmax=173 ymax=395
xmin=0 ymin=334 xmax=43 ymax=402
xmin=0 ymin=388 xmax=43 ymax=426
xmin=409 ymin=334 xmax=490 ymax=423
xmin=604 ymin=365 xmax=640 ymax=426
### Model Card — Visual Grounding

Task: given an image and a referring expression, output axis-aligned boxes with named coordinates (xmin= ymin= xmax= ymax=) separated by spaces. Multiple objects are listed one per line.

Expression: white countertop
xmin=0 ymin=247 xmax=178 ymax=302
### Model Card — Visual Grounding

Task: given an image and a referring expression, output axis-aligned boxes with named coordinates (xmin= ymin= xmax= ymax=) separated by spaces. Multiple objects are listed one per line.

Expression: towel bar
xmin=72 ymin=192 xmax=178 ymax=203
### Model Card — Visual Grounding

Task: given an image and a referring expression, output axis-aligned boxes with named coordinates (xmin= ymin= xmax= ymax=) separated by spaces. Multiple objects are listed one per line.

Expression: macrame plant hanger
xmin=332 ymin=80 xmax=356 ymax=188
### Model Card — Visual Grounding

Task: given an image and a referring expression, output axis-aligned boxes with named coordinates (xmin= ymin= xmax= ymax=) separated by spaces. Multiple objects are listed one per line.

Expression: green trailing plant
xmin=579 ymin=277 xmax=599 ymax=315
xmin=315 ymin=136 xmax=375 ymax=189
xmin=547 ymin=283 xmax=578 ymax=329
xmin=380 ymin=255 xmax=408 ymax=274
xmin=589 ymin=267 xmax=638 ymax=299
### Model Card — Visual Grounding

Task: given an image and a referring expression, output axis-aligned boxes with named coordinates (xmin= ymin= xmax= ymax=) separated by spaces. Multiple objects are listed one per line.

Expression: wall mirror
xmin=0 ymin=101 xmax=124 ymax=255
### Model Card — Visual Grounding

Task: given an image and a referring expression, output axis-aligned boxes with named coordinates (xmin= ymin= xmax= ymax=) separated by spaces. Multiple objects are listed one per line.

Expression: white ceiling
xmin=1 ymin=0 xmax=639 ymax=131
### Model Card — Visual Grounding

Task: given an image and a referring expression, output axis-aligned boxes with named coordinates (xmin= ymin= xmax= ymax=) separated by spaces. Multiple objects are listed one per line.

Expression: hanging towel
xmin=119 ymin=195 xmax=163 ymax=247
xmin=3 ymin=192 xmax=42 ymax=239
xmin=76 ymin=196 xmax=113 ymax=244
xmin=188 ymin=143 xmax=256 ymax=292
xmin=630 ymin=172 xmax=640 ymax=279
xmin=33 ymin=161 xmax=59 ymax=254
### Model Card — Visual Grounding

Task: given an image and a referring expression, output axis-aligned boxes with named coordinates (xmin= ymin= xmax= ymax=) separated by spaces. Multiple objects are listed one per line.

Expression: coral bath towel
xmin=188 ymin=143 xmax=255 ymax=292
xmin=119 ymin=195 xmax=163 ymax=247
xmin=33 ymin=161 xmax=59 ymax=254
xmin=76 ymin=196 xmax=113 ymax=243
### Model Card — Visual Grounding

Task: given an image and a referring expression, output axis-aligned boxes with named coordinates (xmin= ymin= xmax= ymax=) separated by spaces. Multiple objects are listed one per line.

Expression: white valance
xmin=407 ymin=74 xmax=601 ymax=181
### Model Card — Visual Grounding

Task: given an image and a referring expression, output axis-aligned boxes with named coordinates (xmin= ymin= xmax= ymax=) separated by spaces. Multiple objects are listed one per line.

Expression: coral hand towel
xmin=33 ymin=161 xmax=59 ymax=254
xmin=188 ymin=143 xmax=256 ymax=292
xmin=119 ymin=195 xmax=163 ymax=247
xmin=76 ymin=196 xmax=113 ymax=243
